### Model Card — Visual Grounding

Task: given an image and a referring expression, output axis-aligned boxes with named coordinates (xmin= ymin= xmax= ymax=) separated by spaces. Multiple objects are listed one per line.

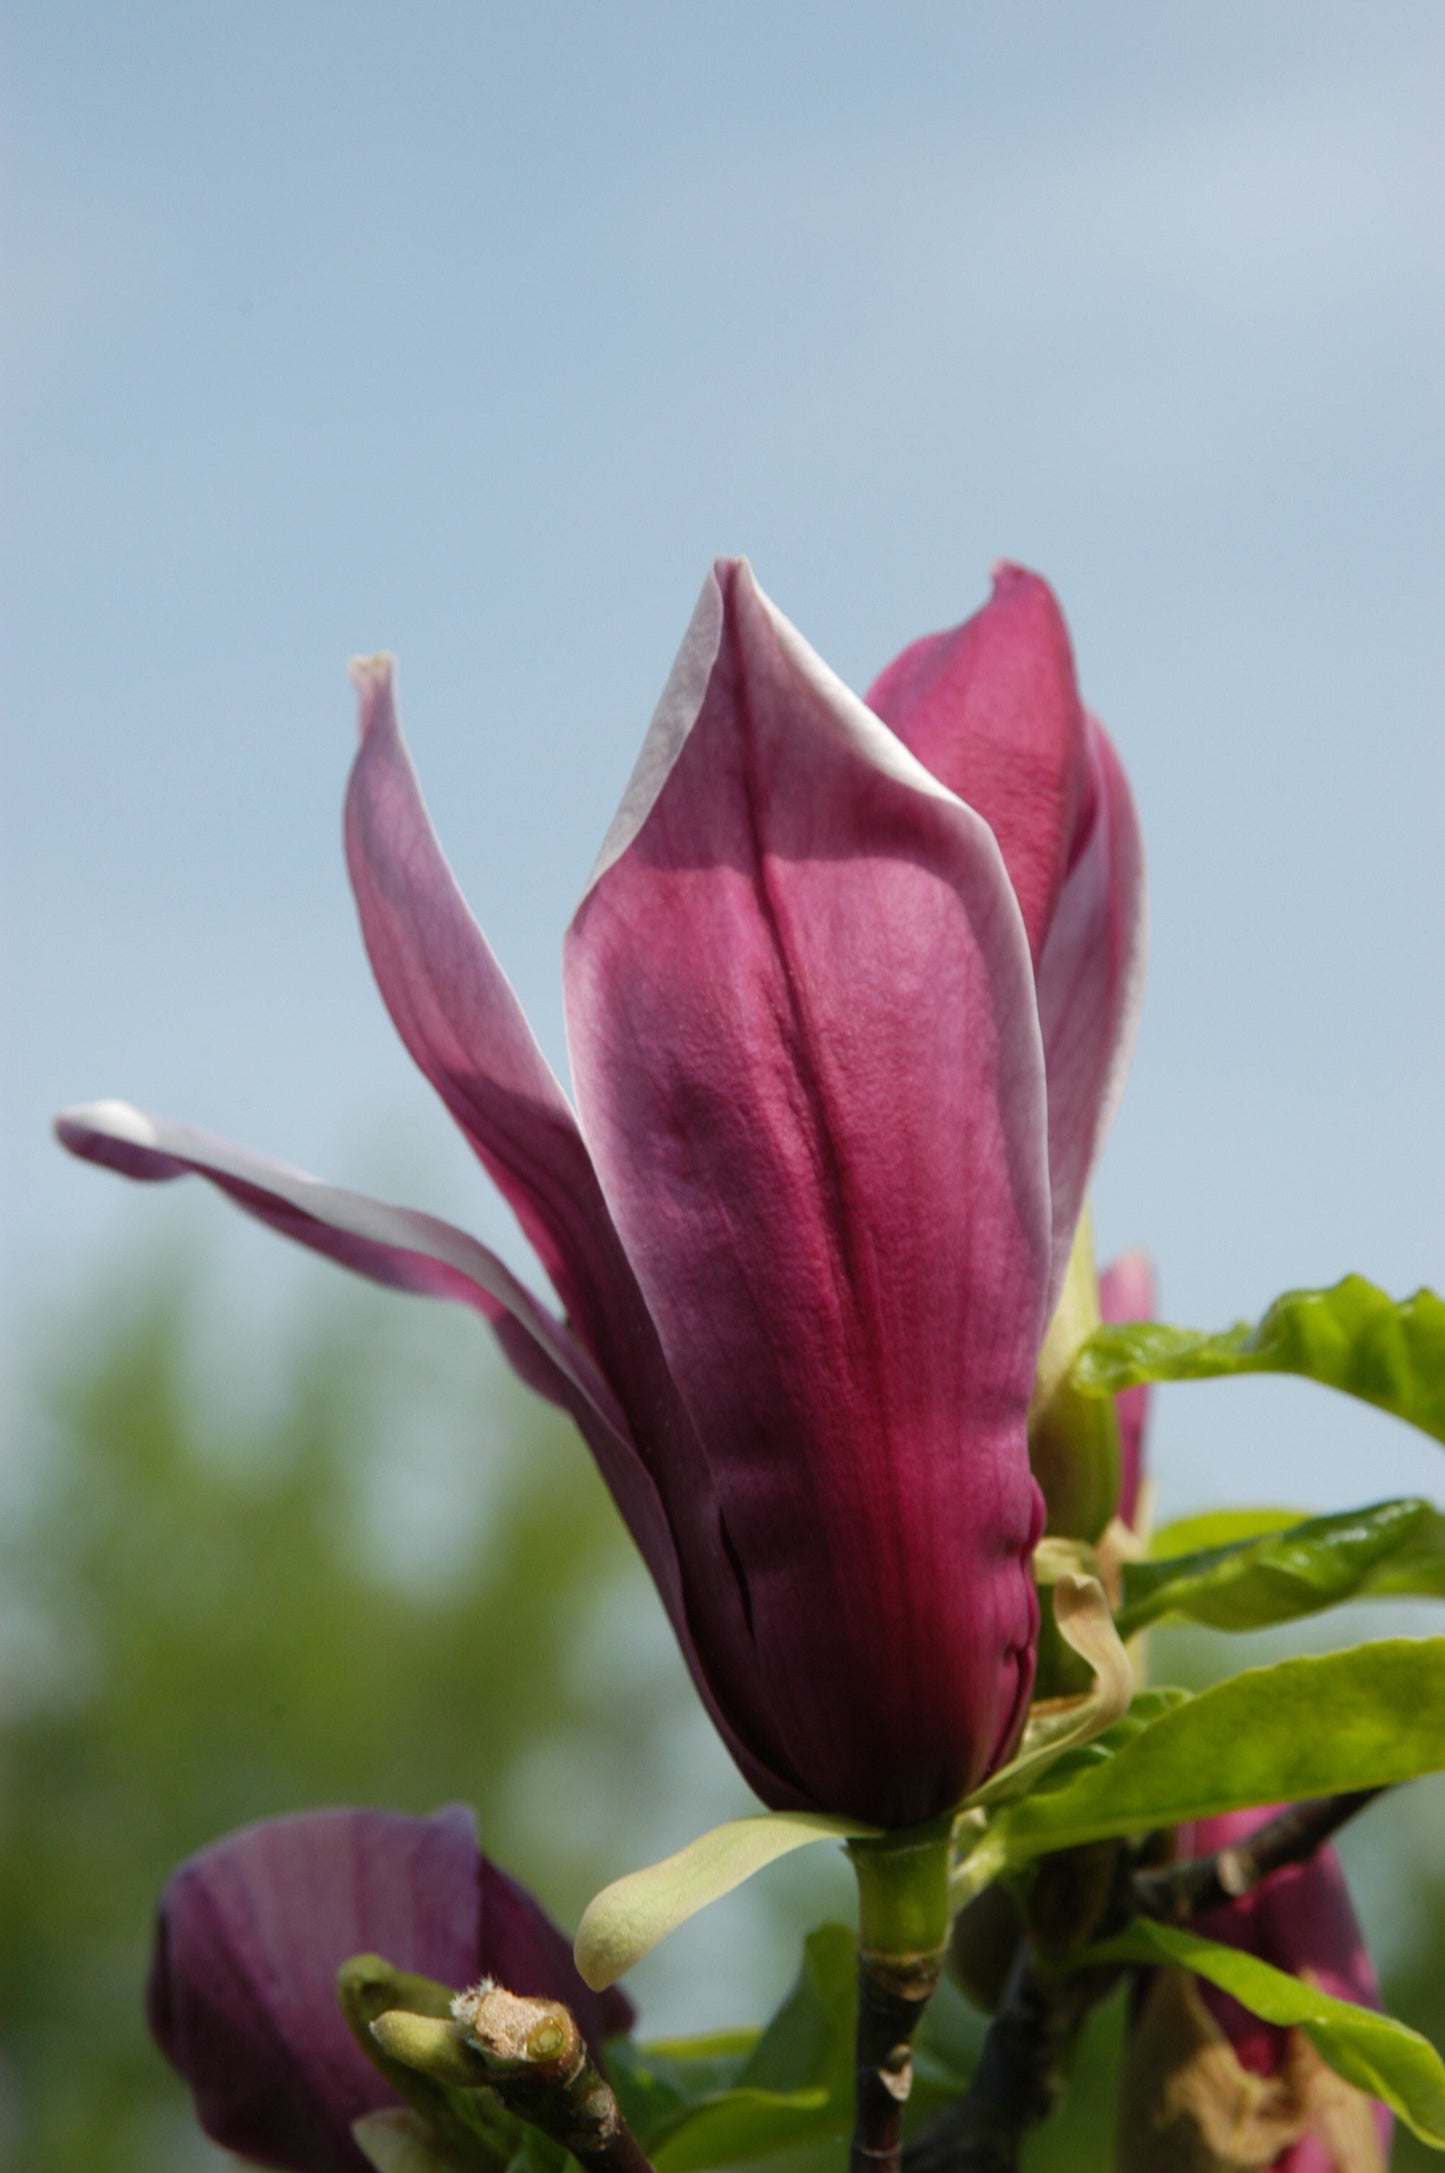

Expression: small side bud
xmin=1028 ymin=1208 xmax=1121 ymax=1543
xmin=370 ymin=2010 xmax=492 ymax=2091
xmin=338 ymin=1952 xmax=458 ymax=2032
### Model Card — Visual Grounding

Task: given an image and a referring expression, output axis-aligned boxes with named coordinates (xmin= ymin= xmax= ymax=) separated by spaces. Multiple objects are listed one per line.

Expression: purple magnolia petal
xmin=565 ymin=558 xmax=1050 ymax=1827
xmin=53 ymin=1100 xmax=803 ymax=1814
xmin=346 ymin=657 xmax=654 ymax=1380
xmin=1033 ymin=717 xmax=1146 ymax=1307
xmin=865 ymin=571 xmax=1145 ymax=1312
xmin=55 ymin=1100 xmax=620 ymax=1430
xmin=863 ymin=563 xmax=1086 ymax=965
xmin=148 ymin=1806 xmax=632 ymax=2173
xmin=341 ymin=664 xmax=806 ymax=1799
xmin=1184 ymin=1806 xmax=1392 ymax=2171
xmin=1099 ymin=1249 xmax=1156 ymax=1531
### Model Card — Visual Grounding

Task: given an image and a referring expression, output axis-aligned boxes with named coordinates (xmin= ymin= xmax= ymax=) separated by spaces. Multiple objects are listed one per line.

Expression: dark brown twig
xmin=852 ymin=1948 xmax=947 ymax=2173
xmin=1131 ymin=1789 xmax=1386 ymax=1926
xmin=904 ymin=1938 xmax=1125 ymax=2173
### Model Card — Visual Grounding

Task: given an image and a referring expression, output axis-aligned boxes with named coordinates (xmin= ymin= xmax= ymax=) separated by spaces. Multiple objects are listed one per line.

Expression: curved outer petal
xmin=344 ymin=658 xmax=641 ymax=1373
xmin=1183 ymin=1806 xmax=1392 ymax=2172
xmin=55 ymin=1100 xmax=622 ymax=1430
xmin=342 ymin=665 xmax=809 ymax=1808
xmin=863 ymin=564 xmax=1087 ymax=965
xmin=147 ymin=1806 xmax=632 ymax=2173
xmin=865 ymin=568 xmax=1146 ymax=1312
xmin=1033 ymin=715 xmax=1146 ymax=1309
xmin=1099 ymin=1248 xmax=1157 ymax=1532
xmin=53 ymin=1100 xmax=805 ymax=1812
xmin=565 ymin=558 xmax=1051 ymax=1828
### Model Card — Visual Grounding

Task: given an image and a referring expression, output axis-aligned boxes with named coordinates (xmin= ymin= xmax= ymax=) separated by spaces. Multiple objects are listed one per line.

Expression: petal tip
xmin=54 ymin=1098 xmax=151 ymax=1150
xmin=348 ymin=652 xmax=397 ymax=738
xmin=987 ymin=558 xmax=1050 ymax=604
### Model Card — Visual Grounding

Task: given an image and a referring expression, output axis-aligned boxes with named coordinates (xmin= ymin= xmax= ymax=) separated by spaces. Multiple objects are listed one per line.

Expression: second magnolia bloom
xmin=57 ymin=558 xmax=1144 ymax=1828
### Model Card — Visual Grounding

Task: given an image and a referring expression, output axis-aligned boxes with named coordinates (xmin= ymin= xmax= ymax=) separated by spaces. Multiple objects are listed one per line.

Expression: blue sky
xmin=7 ymin=0 xmax=1444 ymax=1540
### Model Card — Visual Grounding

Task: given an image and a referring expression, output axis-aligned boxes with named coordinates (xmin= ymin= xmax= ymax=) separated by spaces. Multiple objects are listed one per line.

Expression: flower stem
xmin=848 ymin=1824 xmax=953 ymax=2173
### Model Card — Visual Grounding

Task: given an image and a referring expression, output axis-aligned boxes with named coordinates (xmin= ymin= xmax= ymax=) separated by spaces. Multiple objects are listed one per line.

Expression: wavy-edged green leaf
xmin=1118 ymin=1497 xmax=1445 ymax=1637
xmin=1089 ymin=1918 xmax=1445 ymax=2146
xmin=615 ymin=1924 xmax=856 ymax=2169
xmin=1148 ymin=1506 xmax=1304 ymax=1557
xmin=1074 ymin=1276 xmax=1445 ymax=1442
xmin=991 ymin=1639 xmax=1445 ymax=1862
xmin=574 ymin=1811 xmax=875 ymax=1989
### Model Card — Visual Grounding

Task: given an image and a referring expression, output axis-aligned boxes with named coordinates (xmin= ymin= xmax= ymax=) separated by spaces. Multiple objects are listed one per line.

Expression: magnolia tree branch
xmin=907 ymin=1938 xmax=1128 ymax=2173
xmin=1130 ymin=1788 xmax=1387 ymax=1925
xmin=372 ymin=1984 xmax=655 ymax=2173
xmin=852 ymin=1950 xmax=947 ymax=2173
xmin=903 ymin=1790 xmax=1387 ymax=2173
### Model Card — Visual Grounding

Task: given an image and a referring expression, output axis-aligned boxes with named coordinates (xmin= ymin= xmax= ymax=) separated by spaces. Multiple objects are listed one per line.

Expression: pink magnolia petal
xmin=148 ymin=1805 xmax=633 ymax=2173
xmin=863 ymin=563 xmax=1087 ymax=965
xmin=1034 ymin=716 xmax=1147 ymax=1308
xmin=150 ymin=1806 xmax=483 ymax=2173
xmin=565 ymin=558 xmax=1050 ymax=1826
xmin=1099 ymin=1248 xmax=1156 ymax=1532
xmin=55 ymin=1098 xmax=619 ymax=1428
xmin=345 ymin=657 xmax=646 ymax=1373
xmin=53 ymin=1100 xmax=803 ymax=1814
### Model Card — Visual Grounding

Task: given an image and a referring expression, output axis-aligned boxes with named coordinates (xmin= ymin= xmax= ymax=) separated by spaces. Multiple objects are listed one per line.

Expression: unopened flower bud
xmin=368 ymin=2012 xmax=490 ymax=2091
xmin=1028 ymin=1210 xmax=1121 ymax=1541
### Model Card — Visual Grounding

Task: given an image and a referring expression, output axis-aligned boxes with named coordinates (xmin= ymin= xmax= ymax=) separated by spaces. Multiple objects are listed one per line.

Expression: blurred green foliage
xmin=0 ymin=1260 xmax=688 ymax=2171
xmin=3 ymin=1259 xmax=1444 ymax=2171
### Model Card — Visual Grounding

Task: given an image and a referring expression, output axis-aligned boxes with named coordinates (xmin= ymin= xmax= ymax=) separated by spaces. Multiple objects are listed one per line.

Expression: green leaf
xmin=991 ymin=1639 xmax=1445 ymax=1861
xmin=619 ymin=1924 xmax=857 ymax=2170
xmin=1148 ymin=1507 xmax=1305 ymax=1556
xmin=1074 ymin=1275 xmax=1445 ymax=1443
xmin=1089 ymin=1918 xmax=1445 ymax=2146
xmin=574 ymin=1813 xmax=875 ymax=1989
xmin=607 ymin=2033 xmax=758 ymax=2145
xmin=1117 ymin=1497 xmax=1445 ymax=1637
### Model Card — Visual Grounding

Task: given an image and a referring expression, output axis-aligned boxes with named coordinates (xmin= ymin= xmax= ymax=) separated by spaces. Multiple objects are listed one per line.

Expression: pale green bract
xmin=573 ymin=1814 xmax=877 ymax=1990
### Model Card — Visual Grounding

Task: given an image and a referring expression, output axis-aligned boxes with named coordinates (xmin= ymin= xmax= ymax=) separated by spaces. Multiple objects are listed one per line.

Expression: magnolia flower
xmin=57 ymin=558 xmax=1143 ymax=1828
xmin=148 ymin=1806 xmax=632 ymax=2173
xmin=1121 ymin=1806 xmax=1391 ymax=2173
